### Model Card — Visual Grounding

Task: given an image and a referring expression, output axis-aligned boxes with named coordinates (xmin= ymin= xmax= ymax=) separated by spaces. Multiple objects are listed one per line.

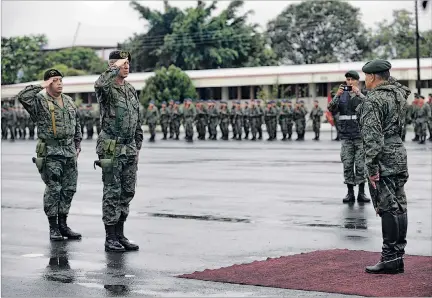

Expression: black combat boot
xmin=288 ymin=133 xmax=292 ymax=140
xmin=48 ymin=216 xmax=64 ymax=241
xmin=58 ymin=214 xmax=82 ymax=239
xmin=343 ymin=184 xmax=355 ymax=203
xmin=116 ymin=216 xmax=139 ymax=251
xmin=366 ymin=211 xmax=400 ymax=274
xmin=357 ymin=183 xmax=371 ymax=203
xmin=396 ymin=211 xmax=408 ymax=273
xmin=316 ymin=132 xmax=320 ymax=140
xmin=162 ymin=133 xmax=167 ymax=140
xmin=175 ymin=134 xmax=179 ymax=140
xmin=105 ymin=224 xmax=125 ymax=252
xmin=412 ymin=135 xmax=419 ymax=141
xmin=282 ymin=133 xmax=286 ymax=141
xmin=245 ymin=132 xmax=249 ymax=139
xmin=419 ymin=135 xmax=425 ymax=144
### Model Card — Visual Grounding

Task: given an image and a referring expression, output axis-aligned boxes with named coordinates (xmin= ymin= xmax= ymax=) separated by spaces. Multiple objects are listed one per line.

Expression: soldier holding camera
xmin=328 ymin=70 xmax=370 ymax=204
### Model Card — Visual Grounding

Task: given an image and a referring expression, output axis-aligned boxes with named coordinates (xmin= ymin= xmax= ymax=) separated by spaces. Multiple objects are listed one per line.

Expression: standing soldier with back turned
xmin=328 ymin=70 xmax=370 ymax=203
xmin=94 ymin=51 xmax=143 ymax=252
xmin=16 ymin=69 xmax=82 ymax=241
xmin=358 ymin=59 xmax=409 ymax=274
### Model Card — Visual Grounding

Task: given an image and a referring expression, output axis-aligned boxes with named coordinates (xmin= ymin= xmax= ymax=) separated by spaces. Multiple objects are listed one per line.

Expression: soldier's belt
xmin=40 ymin=138 xmax=73 ymax=146
xmin=116 ymin=137 xmax=134 ymax=145
xmin=339 ymin=115 xmax=357 ymax=120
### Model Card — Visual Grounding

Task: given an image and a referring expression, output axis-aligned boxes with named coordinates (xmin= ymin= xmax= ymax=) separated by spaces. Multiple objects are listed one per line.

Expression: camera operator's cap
xmin=109 ymin=50 xmax=131 ymax=62
xmin=344 ymin=70 xmax=359 ymax=80
xmin=43 ymin=69 xmax=63 ymax=81
xmin=362 ymin=59 xmax=392 ymax=74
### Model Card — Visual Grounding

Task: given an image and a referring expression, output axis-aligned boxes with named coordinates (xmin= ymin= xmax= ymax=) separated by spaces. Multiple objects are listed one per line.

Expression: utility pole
xmin=415 ymin=0 xmax=421 ymax=95
xmin=72 ymin=22 xmax=81 ymax=48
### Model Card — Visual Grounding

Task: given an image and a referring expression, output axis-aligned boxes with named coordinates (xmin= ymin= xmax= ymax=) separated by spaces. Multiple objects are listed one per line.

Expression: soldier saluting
xmin=94 ymin=50 xmax=143 ymax=252
xmin=16 ymin=69 xmax=82 ymax=241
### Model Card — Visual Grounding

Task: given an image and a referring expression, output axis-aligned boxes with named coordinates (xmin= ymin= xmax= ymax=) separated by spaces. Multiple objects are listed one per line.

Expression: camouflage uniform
xmin=218 ymin=101 xmax=230 ymax=140
xmin=95 ymin=56 xmax=143 ymax=252
xmin=310 ymin=102 xmax=323 ymax=140
xmin=171 ymin=102 xmax=181 ymax=140
xmin=207 ymin=100 xmax=219 ymax=140
xmin=16 ymin=76 xmax=82 ymax=241
xmin=242 ymin=102 xmax=250 ymax=139
xmin=359 ymin=60 xmax=408 ymax=274
xmin=416 ymin=96 xmax=431 ymax=144
xmin=159 ymin=103 xmax=170 ymax=140
xmin=145 ymin=103 xmax=159 ymax=142
xmin=183 ymin=99 xmax=195 ymax=142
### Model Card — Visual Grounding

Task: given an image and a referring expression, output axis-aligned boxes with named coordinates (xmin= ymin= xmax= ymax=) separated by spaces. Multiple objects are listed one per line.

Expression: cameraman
xmin=328 ymin=71 xmax=370 ymax=204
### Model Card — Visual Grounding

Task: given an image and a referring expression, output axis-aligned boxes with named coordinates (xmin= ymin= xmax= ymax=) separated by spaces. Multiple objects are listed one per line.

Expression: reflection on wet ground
xmin=1 ymin=133 xmax=431 ymax=297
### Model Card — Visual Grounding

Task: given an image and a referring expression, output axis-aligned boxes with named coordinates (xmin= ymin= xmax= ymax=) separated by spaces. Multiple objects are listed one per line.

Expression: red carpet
xmin=178 ymin=249 xmax=432 ymax=297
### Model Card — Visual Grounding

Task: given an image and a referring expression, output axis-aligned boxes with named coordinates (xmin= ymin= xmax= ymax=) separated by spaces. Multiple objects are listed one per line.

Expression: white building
xmin=2 ymin=58 xmax=431 ymax=110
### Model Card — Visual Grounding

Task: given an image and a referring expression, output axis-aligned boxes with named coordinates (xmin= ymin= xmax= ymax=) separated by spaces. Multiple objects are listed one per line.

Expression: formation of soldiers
xmin=1 ymin=104 xmax=35 ymax=140
xmin=2 ymin=93 xmax=431 ymax=143
xmin=404 ymin=93 xmax=432 ymax=144
xmin=143 ymin=98 xmax=324 ymax=142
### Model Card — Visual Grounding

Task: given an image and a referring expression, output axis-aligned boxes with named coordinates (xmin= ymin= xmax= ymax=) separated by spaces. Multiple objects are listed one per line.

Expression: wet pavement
xmin=2 ymin=132 xmax=431 ymax=297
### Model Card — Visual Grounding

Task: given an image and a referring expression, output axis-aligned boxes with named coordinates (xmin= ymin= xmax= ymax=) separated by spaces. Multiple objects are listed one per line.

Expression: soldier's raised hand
xmin=40 ymin=77 xmax=54 ymax=89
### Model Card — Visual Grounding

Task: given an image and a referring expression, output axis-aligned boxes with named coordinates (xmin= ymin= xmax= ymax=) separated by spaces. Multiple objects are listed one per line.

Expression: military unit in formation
xmin=142 ymin=98 xmax=323 ymax=142
xmin=3 ymin=93 xmax=431 ymax=143
xmin=1 ymin=103 xmax=100 ymax=141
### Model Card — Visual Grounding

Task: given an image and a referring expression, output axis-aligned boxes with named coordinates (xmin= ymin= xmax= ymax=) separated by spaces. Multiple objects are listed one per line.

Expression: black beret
xmin=109 ymin=50 xmax=131 ymax=62
xmin=43 ymin=69 xmax=63 ymax=81
xmin=362 ymin=59 xmax=392 ymax=74
xmin=420 ymin=95 xmax=425 ymax=99
xmin=345 ymin=70 xmax=359 ymax=80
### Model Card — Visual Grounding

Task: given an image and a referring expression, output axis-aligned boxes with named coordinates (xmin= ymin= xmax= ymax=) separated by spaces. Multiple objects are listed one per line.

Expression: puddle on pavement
xmin=147 ymin=212 xmax=251 ymax=223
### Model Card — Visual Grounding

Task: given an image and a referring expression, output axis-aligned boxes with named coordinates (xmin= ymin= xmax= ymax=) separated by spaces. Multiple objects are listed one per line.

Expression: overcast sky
xmin=2 ymin=0 xmax=432 ymax=48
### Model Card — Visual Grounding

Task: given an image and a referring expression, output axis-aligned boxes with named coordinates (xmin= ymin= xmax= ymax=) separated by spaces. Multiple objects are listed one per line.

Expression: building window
xmin=211 ymin=87 xmax=221 ymax=100
xmin=228 ymin=87 xmax=238 ymax=100
xmin=316 ymin=83 xmax=328 ymax=97
xmin=297 ymin=84 xmax=309 ymax=98
xmin=420 ymin=80 xmax=432 ymax=88
xmin=241 ymin=86 xmax=250 ymax=100
xmin=279 ymin=84 xmax=296 ymax=98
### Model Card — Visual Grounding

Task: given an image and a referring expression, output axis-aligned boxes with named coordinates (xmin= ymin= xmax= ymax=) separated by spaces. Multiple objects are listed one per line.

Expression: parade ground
xmin=1 ymin=131 xmax=431 ymax=297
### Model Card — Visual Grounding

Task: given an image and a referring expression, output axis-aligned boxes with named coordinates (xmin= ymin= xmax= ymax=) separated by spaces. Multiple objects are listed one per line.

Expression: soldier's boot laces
xmin=366 ymin=212 xmax=400 ymax=274
xmin=105 ymin=224 xmax=125 ymax=252
xmin=48 ymin=216 xmax=64 ymax=241
xmin=116 ymin=220 xmax=139 ymax=251
xmin=58 ymin=214 xmax=82 ymax=239
xmin=342 ymin=185 xmax=355 ymax=203
xmin=357 ymin=183 xmax=371 ymax=203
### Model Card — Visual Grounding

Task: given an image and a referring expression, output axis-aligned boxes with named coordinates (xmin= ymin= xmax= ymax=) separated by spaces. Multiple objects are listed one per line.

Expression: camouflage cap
xmin=162 ymin=101 xmax=167 ymax=105
xmin=175 ymin=101 xmax=180 ymax=104
xmin=362 ymin=59 xmax=391 ymax=74
xmin=345 ymin=70 xmax=360 ymax=80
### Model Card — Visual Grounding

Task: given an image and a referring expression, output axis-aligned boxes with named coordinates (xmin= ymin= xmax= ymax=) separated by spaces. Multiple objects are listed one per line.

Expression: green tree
xmin=37 ymin=64 xmax=87 ymax=80
xmin=161 ymin=0 xmax=276 ymax=70
xmin=43 ymin=47 xmax=106 ymax=74
xmin=267 ymin=0 xmax=370 ymax=64
xmin=119 ymin=0 xmax=184 ymax=72
xmin=1 ymin=34 xmax=48 ymax=85
xmin=140 ymin=65 xmax=197 ymax=107
xmin=369 ymin=9 xmax=432 ymax=59
xmin=121 ymin=0 xmax=276 ymax=71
